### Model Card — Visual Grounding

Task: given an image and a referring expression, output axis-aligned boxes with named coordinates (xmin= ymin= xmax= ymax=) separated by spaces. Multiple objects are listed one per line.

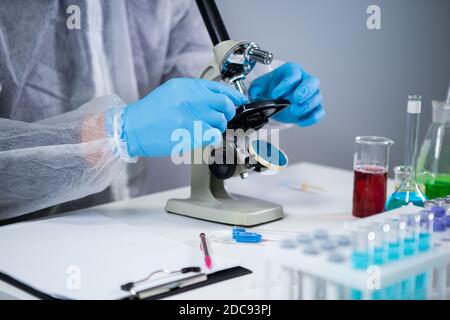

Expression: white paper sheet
xmin=0 ymin=212 xmax=235 ymax=300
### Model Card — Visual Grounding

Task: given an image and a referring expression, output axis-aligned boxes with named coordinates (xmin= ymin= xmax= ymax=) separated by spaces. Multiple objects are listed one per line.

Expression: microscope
xmin=165 ymin=0 xmax=289 ymax=226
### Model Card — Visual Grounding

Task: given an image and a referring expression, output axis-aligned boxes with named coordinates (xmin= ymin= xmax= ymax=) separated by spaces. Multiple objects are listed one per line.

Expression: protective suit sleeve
xmin=0 ymin=95 xmax=135 ymax=221
xmin=162 ymin=0 xmax=213 ymax=80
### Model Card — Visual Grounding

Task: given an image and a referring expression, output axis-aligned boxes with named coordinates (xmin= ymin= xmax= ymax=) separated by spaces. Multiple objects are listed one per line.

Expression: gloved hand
xmin=248 ymin=62 xmax=324 ymax=127
xmin=121 ymin=78 xmax=247 ymax=157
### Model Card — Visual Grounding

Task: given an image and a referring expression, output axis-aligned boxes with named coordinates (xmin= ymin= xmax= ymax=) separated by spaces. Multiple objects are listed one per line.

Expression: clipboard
xmin=0 ymin=266 xmax=251 ymax=300
xmin=0 ymin=212 xmax=252 ymax=300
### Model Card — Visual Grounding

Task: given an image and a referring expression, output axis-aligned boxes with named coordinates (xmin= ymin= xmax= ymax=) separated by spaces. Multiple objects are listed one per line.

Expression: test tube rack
xmin=265 ymin=206 xmax=450 ymax=300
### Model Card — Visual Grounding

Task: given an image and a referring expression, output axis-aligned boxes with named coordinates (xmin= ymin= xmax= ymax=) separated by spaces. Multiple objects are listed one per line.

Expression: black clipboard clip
xmin=120 ymin=266 xmax=206 ymax=300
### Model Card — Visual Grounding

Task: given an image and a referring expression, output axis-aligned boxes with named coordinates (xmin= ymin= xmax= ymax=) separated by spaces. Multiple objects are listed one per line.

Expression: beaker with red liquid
xmin=352 ymin=136 xmax=394 ymax=218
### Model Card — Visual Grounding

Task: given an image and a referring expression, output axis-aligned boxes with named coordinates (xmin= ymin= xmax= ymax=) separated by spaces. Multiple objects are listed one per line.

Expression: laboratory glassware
xmin=386 ymin=95 xmax=427 ymax=210
xmin=352 ymin=136 xmax=394 ymax=218
xmin=393 ymin=165 xmax=405 ymax=190
xmin=350 ymin=228 xmax=371 ymax=299
xmin=416 ymin=84 xmax=450 ymax=199
xmin=394 ymin=165 xmax=425 ymax=193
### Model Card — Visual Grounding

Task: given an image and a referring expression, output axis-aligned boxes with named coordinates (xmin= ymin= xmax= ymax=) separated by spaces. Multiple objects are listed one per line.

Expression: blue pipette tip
xmin=232 ymin=227 xmax=263 ymax=243
xmin=234 ymin=232 xmax=262 ymax=243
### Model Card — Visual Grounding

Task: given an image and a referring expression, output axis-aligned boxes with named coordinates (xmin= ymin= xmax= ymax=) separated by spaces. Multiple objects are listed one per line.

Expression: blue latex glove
xmin=122 ymin=78 xmax=247 ymax=157
xmin=248 ymin=62 xmax=324 ymax=127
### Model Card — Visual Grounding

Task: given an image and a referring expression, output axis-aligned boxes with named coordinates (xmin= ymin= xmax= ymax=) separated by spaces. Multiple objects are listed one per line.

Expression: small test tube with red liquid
xmin=352 ymin=136 xmax=394 ymax=218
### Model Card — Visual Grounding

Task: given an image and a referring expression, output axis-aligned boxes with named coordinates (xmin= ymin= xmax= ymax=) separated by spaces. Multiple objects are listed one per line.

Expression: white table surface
xmin=0 ymin=162 xmax=395 ymax=300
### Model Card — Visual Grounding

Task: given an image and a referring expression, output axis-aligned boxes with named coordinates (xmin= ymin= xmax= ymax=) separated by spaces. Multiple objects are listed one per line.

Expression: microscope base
xmin=165 ymin=194 xmax=283 ymax=226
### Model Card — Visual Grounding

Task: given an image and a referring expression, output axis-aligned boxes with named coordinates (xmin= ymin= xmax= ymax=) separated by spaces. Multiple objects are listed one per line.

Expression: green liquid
xmin=424 ymin=174 xmax=450 ymax=199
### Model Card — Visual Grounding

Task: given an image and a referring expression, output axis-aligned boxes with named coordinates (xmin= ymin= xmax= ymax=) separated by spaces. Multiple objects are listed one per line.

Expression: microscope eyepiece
xmin=247 ymin=48 xmax=273 ymax=65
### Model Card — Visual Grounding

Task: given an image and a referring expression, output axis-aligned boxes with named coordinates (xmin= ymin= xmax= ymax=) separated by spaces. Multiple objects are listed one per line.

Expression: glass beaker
xmin=352 ymin=136 xmax=394 ymax=218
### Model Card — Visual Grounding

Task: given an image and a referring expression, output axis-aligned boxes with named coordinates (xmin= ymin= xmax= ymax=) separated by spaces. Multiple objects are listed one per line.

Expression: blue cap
xmin=336 ymin=235 xmax=351 ymax=246
xmin=431 ymin=205 xmax=446 ymax=218
xmin=445 ymin=215 xmax=450 ymax=228
xmin=433 ymin=218 xmax=447 ymax=232
xmin=320 ymin=240 xmax=336 ymax=251
xmin=281 ymin=239 xmax=298 ymax=249
xmin=328 ymin=252 xmax=345 ymax=263
xmin=234 ymin=231 xmax=262 ymax=243
xmin=313 ymin=229 xmax=328 ymax=240
xmin=296 ymin=233 xmax=313 ymax=244
xmin=420 ymin=209 xmax=432 ymax=221
xmin=303 ymin=245 xmax=319 ymax=255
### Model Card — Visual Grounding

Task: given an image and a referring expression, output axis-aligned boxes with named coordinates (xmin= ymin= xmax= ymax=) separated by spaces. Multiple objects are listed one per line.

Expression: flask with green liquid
xmin=416 ymin=84 xmax=450 ymax=199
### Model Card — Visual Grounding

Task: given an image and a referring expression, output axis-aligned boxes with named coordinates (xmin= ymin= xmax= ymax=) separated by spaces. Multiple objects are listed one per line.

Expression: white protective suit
xmin=0 ymin=0 xmax=213 ymax=221
xmin=0 ymin=0 xmax=283 ymax=222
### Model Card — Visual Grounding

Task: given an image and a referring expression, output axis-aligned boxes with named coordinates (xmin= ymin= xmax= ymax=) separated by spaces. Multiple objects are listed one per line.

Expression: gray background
xmin=148 ymin=0 xmax=450 ymax=193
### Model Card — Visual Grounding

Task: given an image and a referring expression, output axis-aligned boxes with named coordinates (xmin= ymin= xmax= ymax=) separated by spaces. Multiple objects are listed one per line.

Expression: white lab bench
xmin=0 ymin=162 xmax=395 ymax=300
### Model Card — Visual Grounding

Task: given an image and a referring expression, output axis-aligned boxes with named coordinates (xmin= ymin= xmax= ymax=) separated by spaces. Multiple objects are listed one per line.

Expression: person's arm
xmin=0 ymin=77 xmax=247 ymax=221
xmin=0 ymin=95 xmax=135 ymax=221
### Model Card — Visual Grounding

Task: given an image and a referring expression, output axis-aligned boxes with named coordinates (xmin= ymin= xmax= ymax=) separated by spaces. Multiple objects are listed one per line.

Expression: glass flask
xmin=393 ymin=165 xmax=425 ymax=193
xmin=386 ymin=95 xmax=427 ymax=210
xmin=416 ymin=88 xmax=450 ymax=199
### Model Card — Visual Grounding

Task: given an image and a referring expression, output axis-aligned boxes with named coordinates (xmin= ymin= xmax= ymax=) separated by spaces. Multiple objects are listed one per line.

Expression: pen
xmin=199 ymin=233 xmax=212 ymax=270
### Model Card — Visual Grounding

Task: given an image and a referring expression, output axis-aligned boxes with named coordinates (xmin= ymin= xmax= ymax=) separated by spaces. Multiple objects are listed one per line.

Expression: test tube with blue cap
xmin=431 ymin=206 xmax=447 ymax=233
xmin=325 ymin=250 xmax=346 ymax=300
xmin=300 ymin=241 xmax=322 ymax=300
xmin=382 ymin=218 xmax=403 ymax=299
xmin=367 ymin=223 xmax=389 ymax=300
xmin=370 ymin=222 xmax=389 ymax=265
xmin=398 ymin=213 xmax=420 ymax=300
xmin=419 ymin=209 xmax=434 ymax=251
xmin=406 ymin=211 xmax=431 ymax=300
xmin=385 ymin=218 xmax=401 ymax=261
xmin=350 ymin=227 xmax=373 ymax=300
xmin=400 ymin=213 xmax=418 ymax=257
xmin=279 ymin=239 xmax=299 ymax=299
xmin=351 ymin=228 xmax=371 ymax=270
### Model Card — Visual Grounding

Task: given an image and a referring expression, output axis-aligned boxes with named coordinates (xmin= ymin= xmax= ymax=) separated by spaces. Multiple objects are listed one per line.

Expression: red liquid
xmin=352 ymin=165 xmax=388 ymax=218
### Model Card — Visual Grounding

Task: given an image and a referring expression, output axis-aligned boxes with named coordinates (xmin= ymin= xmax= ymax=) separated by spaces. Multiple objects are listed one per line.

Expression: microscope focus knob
xmin=208 ymin=147 xmax=237 ymax=180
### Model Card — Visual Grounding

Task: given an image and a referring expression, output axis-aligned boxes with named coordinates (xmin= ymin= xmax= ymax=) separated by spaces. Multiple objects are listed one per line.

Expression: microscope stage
xmin=227 ymin=99 xmax=290 ymax=131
